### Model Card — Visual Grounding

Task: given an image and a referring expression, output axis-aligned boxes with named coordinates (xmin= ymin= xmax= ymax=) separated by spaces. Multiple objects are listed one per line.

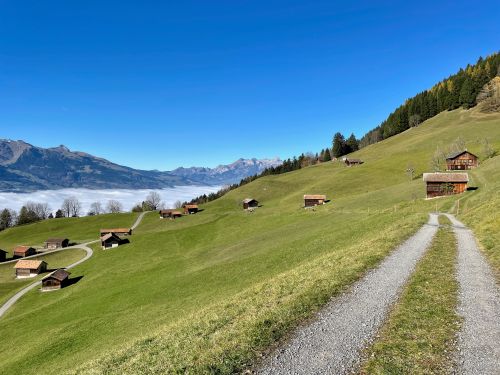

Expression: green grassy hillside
xmin=0 ymin=108 xmax=498 ymax=374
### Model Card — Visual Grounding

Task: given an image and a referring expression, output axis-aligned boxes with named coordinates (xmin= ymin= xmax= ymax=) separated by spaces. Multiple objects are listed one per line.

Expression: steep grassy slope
xmin=0 ymin=212 xmax=139 ymax=256
xmin=0 ymin=108 xmax=498 ymax=374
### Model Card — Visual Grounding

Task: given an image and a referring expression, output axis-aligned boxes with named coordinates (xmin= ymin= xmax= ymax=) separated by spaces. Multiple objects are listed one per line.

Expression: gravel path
xmin=444 ymin=213 xmax=500 ymax=375
xmin=258 ymin=214 xmax=439 ymax=375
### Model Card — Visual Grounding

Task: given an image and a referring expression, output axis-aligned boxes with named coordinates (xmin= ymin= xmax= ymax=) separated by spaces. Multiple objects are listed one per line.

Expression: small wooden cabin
xmin=0 ymin=249 xmax=7 ymax=262
xmin=242 ymin=198 xmax=259 ymax=210
xmin=44 ymin=238 xmax=69 ymax=250
xmin=159 ymin=209 xmax=183 ymax=219
xmin=41 ymin=269 xmax=70 ymax=291
xmin=183 ymin=204 xmax=199 ymax=215
xmin=446 ymin=151 xmax=478 ymax=170
xmin=101 ymin=233 xmax=122 ymax=250
xmin=13 ymin=246 xmax=37 ymax=258
xmin=14 ymin=259 xmax=47 ymax=278
xmin=343 ymin=157 xmax=364 ymax=166
xmin=423 ymin=173 xmax=469 ymax=198
xmin=304 ymin=195 xmax=327 ymax=207
xmin=100 ymin=228 xmax=132 ymax=236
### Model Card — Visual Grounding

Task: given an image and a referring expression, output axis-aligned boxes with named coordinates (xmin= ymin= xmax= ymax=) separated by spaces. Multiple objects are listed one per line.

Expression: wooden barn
xmin=101 ymin=233 xmax=122 ymax=250
xmin=159 ymin=209 xmax=183 ymax=219
xmin=242 ymin=198 xmax=259 ymax=210
xmin=100 ymin=228 xmax=132 ymax=236
xmin=44 ymin=238 xmax=69 ymax=250
xmin=13 ymin=246 xmax=37 ymax=258
xmin=304 ymin=194 xmax=327 ymax=207
xmin=183 ymin=204 xmax=199 ymax=214
xmin=0 ymin=249 xmax=7 ymax=262
xmin=343 ymin=157 xmax=364 ymax=166
xmin=14 ymin=259 xmax=47 ymax=278
xmin=41 ymin=269 xmax=70 ymax=291
xmin=423 ymin=173 xmax=469 ymax=198
xmin=446 ymin=150 xmax=478 ymax=170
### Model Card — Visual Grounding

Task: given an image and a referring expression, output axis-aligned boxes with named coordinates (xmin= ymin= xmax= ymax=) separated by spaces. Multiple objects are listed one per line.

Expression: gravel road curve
xmin=257 ymin=214 xmax=439 ymax=375
xmin=444 ymin=213 xmax=500 ymax=375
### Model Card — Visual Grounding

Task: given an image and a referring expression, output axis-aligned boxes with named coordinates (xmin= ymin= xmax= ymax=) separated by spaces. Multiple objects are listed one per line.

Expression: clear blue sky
xmin=1 ymin=1 xmax=499 ymax=170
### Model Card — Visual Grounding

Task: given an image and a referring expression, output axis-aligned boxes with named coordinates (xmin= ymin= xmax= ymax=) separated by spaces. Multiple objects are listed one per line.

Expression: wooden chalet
xmin=343 ymin=157 xmax=364 ymax=166
xmin=242 ymin=198 xmax=259 ymax=210
xmin=183 ymin=204 xmax=199 ymax=215
xmin=100 ymin=228 xmax=132 ymax=236
xmin=0 ymin=249 xmax=7 ymax=262
xmin=41 ymin=269 xmax=70 ymax=291
xmin=101 ymin=233 xmax=122 ymax=250
xmin=44 ymin=238 xmax=69 ymax=250
xmin=423 ymin=173 xmax=469 ymax=198
xmin=159 ymin=209 xmax=183 ymax=219
xmin=446 ymin=150 xmax=478 ymax=170
xmin=13 ymin=246 xmax=37 ymax=258
xmin=304 ymin=195 xmax=327 ymax=207
xmin=14 ymin=259 xmax=47 ymax=278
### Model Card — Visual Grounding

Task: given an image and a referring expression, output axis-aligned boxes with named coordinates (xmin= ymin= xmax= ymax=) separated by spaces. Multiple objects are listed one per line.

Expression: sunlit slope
xmin=0 ymin=108 xmax=498 ymax=375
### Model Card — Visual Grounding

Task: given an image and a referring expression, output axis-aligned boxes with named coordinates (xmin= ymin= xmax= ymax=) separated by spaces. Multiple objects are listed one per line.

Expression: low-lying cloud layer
xmin=0 ymin=186 xmax=222 ymax=214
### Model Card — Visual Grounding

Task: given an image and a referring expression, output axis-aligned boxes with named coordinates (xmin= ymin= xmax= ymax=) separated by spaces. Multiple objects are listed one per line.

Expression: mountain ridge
xmin=0 ymin=139 xmax=282 ymax=192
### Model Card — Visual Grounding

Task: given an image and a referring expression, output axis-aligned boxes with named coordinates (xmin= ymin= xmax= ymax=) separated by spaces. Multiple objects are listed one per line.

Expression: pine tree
xmin=323 ymin=148 xmax=332 ymax=162
xmin=345 ymin=133 xmax=359 ymax=153
xmin=55 ymin=209 xmax=64 ymax=218
xmin=0 ymin=208 xmax=12 ymax=230
xmin=332 ymin=132 xmax=346 ymax=158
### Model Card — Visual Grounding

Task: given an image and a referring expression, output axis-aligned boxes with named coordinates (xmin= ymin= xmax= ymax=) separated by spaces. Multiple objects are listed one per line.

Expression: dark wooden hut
xmin=242 ymin=198 xmax=259 ymax=210
xmin=343 ymin=157 xmax=364 ymax=166
xmin=41 ymin=269 xmax=71 ymax=291
xmin=44 ymin=238 xmax=69 ymax=250
xmin=159 ymin=209 xmax=183 ymax=219
xmin=423 ymin=173 xmax=469 ymax=198
xmin=101 ymin=233 xmax=122 ymax=250
xmin=304 ymin=194 xmax=327 ymax=207
xmin=446 ymin=150 xmax=478 ymax=170
xmin=13 ymin=246 xmax=37 ymax=258
xmin=183 ymin=204 xmax=199 ymax=215
xmin=14 ymin=259 xmax=47 ymax=278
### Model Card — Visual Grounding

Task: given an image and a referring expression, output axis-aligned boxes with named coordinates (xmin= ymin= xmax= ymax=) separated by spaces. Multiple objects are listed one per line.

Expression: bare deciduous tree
xmin=106 ymin=200 xmax=123 ymax=213
xmin=145 ymin=191 xmax=162 ymax=211
xmin=482 ymin=138 xmax=496 ymax=159
xmin=25 ymin=201 xmax=51 ymax=220
xmin=174 ymin=200 xmax=183 ymax=209
xmin=409 ymin=114 xmax=421 ymax=127
xmin=61 ymin=197 xmax=82 ymax=217
xmin=89 ymin=201 xmax=103 ymax=215
xmin=430 ymin=147 xmax=445 ymax=172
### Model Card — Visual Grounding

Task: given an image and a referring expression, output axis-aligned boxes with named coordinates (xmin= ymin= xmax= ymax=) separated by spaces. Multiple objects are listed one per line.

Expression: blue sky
xmin=1 ymin=1 xmax=499 ymax=170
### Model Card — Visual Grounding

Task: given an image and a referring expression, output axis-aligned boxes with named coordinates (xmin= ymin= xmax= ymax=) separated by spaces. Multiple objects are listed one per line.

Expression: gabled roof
xmin=13 ymin=246 xmax=34 ymax=254
xmin=42 ymin=268 xmax=70 ymax=282
xmin=159 ymin=209 xmax=174 ymax=214
xmin=101 ymin=233 xmax=121 ymax=241
xmin=446 ymin=150 xmax=478 ymax=160
xmin=14 ymin=259 xmax=46 ymax=269
xmin=100 ymin=228 xmax=131 ymax=234
xmin=243 ymin=198 xmax=258 ymax=204
xmin=344 ymin=158 xmax=363 ymax=163
xmin=304 ymin=194 xmax=327 ymax=200
xmin=423 ymin=173 xmax=469 ymax=183
xmin=45 ymin=238 xmax=68 ymax=243
xmin=183 ymin=204 xmax=199 ymax=209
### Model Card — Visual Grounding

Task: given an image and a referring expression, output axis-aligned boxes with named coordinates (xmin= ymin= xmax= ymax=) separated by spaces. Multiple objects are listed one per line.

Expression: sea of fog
xmin=0 ymin=186 xmax=222 ymax=214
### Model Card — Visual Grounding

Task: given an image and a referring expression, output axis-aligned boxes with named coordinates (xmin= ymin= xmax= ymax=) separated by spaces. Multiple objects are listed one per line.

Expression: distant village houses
xmin=14 ymin=259 xmax=47 ymax=278
xmin=423 ymin=172 xmax=469 ymax=198
xmin=446 ymin=150 xmax=478 ymax=170
xmin=13 ymin=246 xmax=37 ymax=258
xmin=242 ymin=198 xmax=259 ymax=210
xmin=304 ymin=195 xmax=327 ymax=207
xmin=44 ymin=238 xmax=69 ymax=250
xmin=41 ymin=269 xmax=71 ymax=291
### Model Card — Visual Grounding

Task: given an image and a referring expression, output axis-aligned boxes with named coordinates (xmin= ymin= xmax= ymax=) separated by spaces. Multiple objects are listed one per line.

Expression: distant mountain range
xmin=0 ymin=139 xmax=282 ymax=192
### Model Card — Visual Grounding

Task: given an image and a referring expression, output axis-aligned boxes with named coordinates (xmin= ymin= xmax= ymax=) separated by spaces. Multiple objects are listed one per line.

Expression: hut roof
xmin=101 ymin=233 xmax=121 ymax=241
xmin=100 ymin=228 xmax=131 ymax=234
xmin=14 ymin=259 xmax=46 ymax=269
xmin=304 ymin=194 xmax=327 ymax=200
xmin=242 ymin=198 xmax=257 ymax=204
xmin=159 ymin=209 xmax=174 ymax=214
xmin=13 ymin=245 xmax=33 ymax=254
xmin=423 ymin=173 xmax=469 ymax=183
xmin=171 ymin=211 xmax=183 ymax=215
xmin=183 ymin=204 xmax=199 ymax=209
xmin=344 ymin=158 xmax=363 ymax=163
xmin=42 ymin=268 xmax=70 ymax=282
xmin=446 ymin=150 xmax=478 ymax=160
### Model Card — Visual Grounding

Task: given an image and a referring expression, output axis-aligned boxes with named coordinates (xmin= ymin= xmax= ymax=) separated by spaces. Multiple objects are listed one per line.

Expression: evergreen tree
xmin=459 ymin=77 xmax=475 ymax=109
xmin=322 ymin=148 xmax=332 ymax=162
xmin=0 ymin=208 xmax=12 ymax=230
xmin=55 ymin=209 xmax=64 ymax=218
xmin=345 ymin=133 xmax=359 ymax=153
xmin=332 ymin=132 xmax=346 ymax=158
